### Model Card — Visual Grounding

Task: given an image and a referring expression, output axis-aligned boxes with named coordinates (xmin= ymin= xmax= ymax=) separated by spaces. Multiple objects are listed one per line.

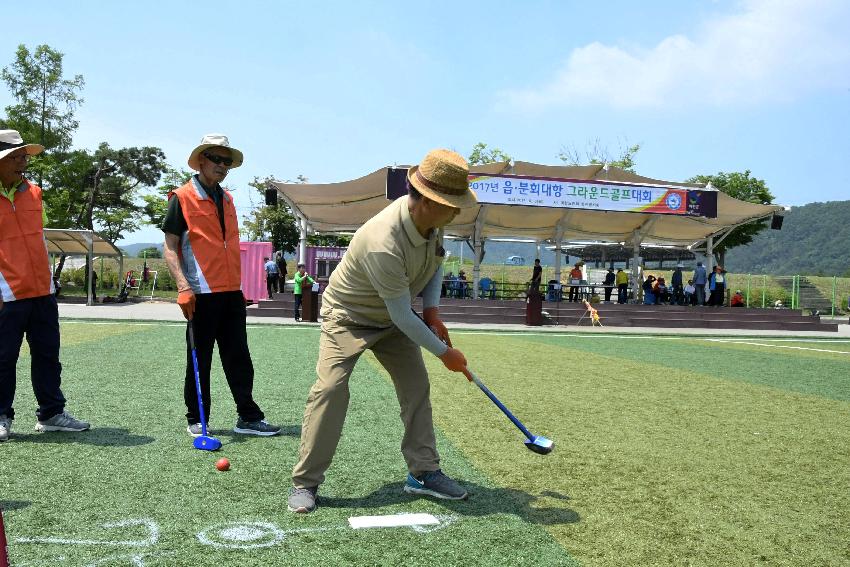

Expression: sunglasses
xmin=202 ymin=152 xmax=234 ymax=167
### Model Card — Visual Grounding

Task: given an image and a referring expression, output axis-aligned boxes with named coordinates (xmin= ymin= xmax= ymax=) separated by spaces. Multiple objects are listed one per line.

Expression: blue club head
xmin=525 ymin=435 xmax=554 ymax=455
xmin=193 ymin=435 xmax=222 ymax=451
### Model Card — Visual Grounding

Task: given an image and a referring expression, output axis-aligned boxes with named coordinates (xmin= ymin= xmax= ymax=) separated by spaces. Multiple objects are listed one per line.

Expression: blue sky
xmin=2 ymin=0 xmax=848 ymax=245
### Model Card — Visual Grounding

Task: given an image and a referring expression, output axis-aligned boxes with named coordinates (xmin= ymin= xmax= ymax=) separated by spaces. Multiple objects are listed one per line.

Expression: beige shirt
xmin=320 ymin=196 xmax=444 ymax=326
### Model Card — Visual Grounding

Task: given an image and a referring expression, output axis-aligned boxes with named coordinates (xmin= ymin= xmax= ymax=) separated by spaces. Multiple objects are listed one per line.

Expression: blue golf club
xmin=188 ymin=320 xmax=221 ymax=451
xmin=411 ymin=308 xmax=552 ymax=454
xmin=462 ymin=367 xmax=554 ymax=455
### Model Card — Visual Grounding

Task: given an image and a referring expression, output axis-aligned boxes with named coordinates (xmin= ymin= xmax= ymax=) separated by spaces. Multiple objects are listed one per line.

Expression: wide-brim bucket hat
xmin=0 ymin=130 xmax=44 ymax=161
xmin=407 ymin=149 xmax=477 ymax=209
xmin=187 ymin=133 xmax=244 ymax=171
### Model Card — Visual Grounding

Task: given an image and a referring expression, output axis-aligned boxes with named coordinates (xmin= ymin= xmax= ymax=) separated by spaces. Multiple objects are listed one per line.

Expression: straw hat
xmin=407 ymin=149 xmax=477 ymax=209
xmin=187 ymin=133 xmax=244 ymax=171
xmin=0 ymin=130 xmax=44 ymax=161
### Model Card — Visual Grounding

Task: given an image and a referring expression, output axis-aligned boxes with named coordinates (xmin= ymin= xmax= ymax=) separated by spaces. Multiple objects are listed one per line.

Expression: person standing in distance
xmin=293 ymin=263 xmax=315 ymax=322
xmin=693 ymin=261 xmax=708 ymax=306
xmin=162 ymin=134 xmax=280 ymax=438
xmin=288 ymin=149 xmax=475 ymax=514
xmin=263 ymin=256 xmax=279 ymax=299
xmin=0 ymin=130 xmax=90 ymax=441
xmin=530 ymin=259 xmax=543 ymax=293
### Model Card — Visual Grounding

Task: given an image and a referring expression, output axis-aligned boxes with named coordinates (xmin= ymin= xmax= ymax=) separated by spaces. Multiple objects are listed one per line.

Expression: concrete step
xmin=247 ymin=295 xmax=839 ymax=331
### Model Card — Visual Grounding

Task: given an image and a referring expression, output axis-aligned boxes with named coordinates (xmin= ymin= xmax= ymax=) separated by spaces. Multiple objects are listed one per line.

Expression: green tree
xmin=241 ymin=175 xmax=302 ymax=253
xmin=558 ymin=139 xmax=641 ymax=172
xmin=1 ymin=44 xmax=84 ymax=151
xmin=307 ymin=233 xmax=352 ymax=247
xmin=137 ymin=246 xmax=162 ymax=259
xmin=141 ymin=167 xmax=193 ymax=228
xmin=468 ymin=142 xmax=512 ymax=166
xmin=687 ymin=170 xmax=775 ymax=265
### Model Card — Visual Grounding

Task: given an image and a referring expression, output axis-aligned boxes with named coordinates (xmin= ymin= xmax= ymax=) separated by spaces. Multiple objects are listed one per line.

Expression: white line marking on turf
xmin=704 ymin=339 xmax=850 ymax=354
xmin=15 ymin=518 xmax=159 ymax=547
xmin=63 ymin=319 xmax=850 ymax=343
xmin=196 ymin=522 xmax=285 ymax=549
xmin=348 ymin=513 xmax=439 ymax=529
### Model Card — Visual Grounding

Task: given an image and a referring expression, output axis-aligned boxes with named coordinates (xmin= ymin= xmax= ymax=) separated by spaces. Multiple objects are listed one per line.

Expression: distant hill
xmin=120 ymin=242 xmax=163 ymax=258
xmin=724 ymin=200 xmax=850 ymax=276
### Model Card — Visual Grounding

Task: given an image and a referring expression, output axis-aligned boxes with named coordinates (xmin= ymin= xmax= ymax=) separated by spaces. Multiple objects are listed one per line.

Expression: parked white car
xmin=505 ymin=256 xmax=525 ymax=265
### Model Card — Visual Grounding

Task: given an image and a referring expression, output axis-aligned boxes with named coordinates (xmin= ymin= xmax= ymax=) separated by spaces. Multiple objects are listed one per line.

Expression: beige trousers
xmin=291 ymin=315 xmax=440 ymax=488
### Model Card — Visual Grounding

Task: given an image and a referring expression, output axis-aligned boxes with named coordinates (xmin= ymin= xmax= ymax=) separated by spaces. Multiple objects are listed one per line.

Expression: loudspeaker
xmin=386 ymin=167 xmax=410 ymax=200
xmin=770 ymin=214 xmax=784 ymax=230
xmin=265 ymin=189 xmax=278 ymax=206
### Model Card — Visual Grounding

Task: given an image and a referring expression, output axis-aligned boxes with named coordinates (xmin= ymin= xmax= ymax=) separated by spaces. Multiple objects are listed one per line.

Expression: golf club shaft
xmin=463 ymin=368 xmax=535 ymax=442
xmin=187 ymin=321 xmax=209 ymax=437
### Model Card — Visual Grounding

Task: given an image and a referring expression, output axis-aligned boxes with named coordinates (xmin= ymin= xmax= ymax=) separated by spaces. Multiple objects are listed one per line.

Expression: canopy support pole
xmin=85 ymin=232 xmax=94 ymax=306
xmin=553 ymin=227 xmax=564 ymax=285
xmin=706 ymin=236 xmax=715 ymax=273
xmin=298 ymin=217 xmax=308 ymax=266
xmin=630 ymin=232 xmax=642 ymax=303
xmin=471 ymin=206 xmax=487 ymax=299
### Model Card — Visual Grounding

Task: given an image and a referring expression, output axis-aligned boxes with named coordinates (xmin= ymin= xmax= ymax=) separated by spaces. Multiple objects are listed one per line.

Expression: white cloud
xmin=501 ymin=0 xmax=850 ymax=110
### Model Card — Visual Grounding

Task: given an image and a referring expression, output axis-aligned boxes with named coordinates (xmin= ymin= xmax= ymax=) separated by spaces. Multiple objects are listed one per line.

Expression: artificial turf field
xmin=2 ymin=321 xmax=849 ymax=566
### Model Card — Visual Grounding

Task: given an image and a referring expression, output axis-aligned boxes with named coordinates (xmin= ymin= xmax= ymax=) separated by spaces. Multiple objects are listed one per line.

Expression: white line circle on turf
xmin=196 ymin=522 xmax=285 ymax=549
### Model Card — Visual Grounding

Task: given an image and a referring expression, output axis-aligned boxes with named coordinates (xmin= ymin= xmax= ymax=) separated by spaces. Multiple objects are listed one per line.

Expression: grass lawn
xmin=2 ymin=323 xmax=849 ymax=566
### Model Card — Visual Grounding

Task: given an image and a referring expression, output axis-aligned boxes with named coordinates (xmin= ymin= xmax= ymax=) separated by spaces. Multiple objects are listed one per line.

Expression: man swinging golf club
xmin=162 ymin=134 xmax=280 ymax=438
xmin=288 ymin=149 xmax=476 ymax=513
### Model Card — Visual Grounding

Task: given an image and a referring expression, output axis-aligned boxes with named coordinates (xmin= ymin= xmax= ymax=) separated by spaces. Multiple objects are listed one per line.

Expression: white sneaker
xmin=0 ymin=415 xmax=11 ymax=442
xmin=35 ymin=411 xmax=90 ymax=432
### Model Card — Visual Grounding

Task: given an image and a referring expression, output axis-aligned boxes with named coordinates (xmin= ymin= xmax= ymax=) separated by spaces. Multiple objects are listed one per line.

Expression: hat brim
xmin=0 ymin=143 xmax=44 ymax=161
xmin=187 ymin=144 xmax=244 ymax=171
xmin=407 ymin=165 xmax=478 ymax=209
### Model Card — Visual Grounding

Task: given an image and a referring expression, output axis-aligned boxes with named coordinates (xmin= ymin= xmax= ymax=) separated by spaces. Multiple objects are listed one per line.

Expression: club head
xmin=525 ymin=435 xmax=554 ymax=455
xmin=193 ymin=435 xmax=222 ymax=451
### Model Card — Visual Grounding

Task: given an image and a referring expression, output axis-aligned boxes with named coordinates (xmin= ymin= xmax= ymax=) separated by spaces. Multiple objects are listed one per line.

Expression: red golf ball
xmin=215 ymin=457 xmax=230 ymax=471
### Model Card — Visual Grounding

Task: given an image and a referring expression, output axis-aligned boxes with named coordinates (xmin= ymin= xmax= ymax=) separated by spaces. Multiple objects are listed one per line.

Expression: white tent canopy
xmin=271 ymin=162 xmax=782 ymax=298
xmin=44 ymin=229 xmax=124 ymax=306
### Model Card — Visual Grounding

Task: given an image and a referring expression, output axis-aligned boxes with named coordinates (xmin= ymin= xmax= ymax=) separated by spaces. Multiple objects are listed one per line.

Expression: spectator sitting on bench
xmin=683 ymin=280 xmax=696 ymax=305
xmin=731 ymin=290 xmax=745 ymax=307
xmin=653 ymin=277 xmax=670 ymax=304
xmin=642 ymin=275 xmax=657 ymax=305
xmin=479 ymin=276 xmax=496 ymax=299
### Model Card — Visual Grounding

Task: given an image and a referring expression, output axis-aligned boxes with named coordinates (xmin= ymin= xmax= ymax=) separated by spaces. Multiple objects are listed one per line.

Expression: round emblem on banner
xmin=665 ymin=192 xmax=682 ymax=210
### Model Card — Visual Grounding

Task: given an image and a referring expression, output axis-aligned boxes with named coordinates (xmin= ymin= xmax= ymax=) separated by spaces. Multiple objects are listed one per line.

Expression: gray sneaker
xmin=404 ymin=469 xmax=468 ymax=500
xmin=35 ymin=411 xmax=90 ymax=433
xmin=234 ymin=419 xmax=281 ymax=436
xmin=187 ymin=423 xmax=208 ymax=437
xmin=288 ymin=487 xmax=318 ymax=513
xmin=0 ymin=415 xmax=11 ymax=442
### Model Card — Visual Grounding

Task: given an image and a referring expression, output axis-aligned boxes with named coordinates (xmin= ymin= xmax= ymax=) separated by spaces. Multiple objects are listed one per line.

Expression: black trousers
xmin=266 ymin=274 xmax=279 ymax=297
xmin=617 ymin=284 xmax=628 ymax=304
xmin=294 ymin=293 xmax=303 ymax=320
xmin=708 ymin=284 xmax=726 ymax=306
xmin=0 ymin=295 xmax=66 ymax=421
xmin=604 ymin=285 xmax=613 ymax=302
xmin=184 ymin=291 xmax=263 ymax=424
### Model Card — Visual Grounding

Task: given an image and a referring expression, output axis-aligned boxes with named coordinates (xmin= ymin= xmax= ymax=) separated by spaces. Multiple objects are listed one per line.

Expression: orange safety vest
xmin=171 ymin=178 xmax=242 ymax=294
xmin=0 ymin=180 xmax=53 ymax=301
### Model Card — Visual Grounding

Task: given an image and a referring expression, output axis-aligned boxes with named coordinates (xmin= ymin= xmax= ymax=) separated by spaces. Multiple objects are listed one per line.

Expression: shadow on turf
xmin=321 ymin=481 xmax=580 ymax=526
xmin=0 ymin=500 xmax=31 ymax=511
xmin=23 ymin=427 xmax=155 ymax=447
xmin=214 ymin=424 xmax=301 ymax=444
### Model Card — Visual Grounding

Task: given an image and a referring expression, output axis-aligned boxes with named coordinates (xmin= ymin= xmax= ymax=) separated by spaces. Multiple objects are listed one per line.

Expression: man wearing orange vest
xmin=162 ymin=134 xmax=280 ymax=438
xmin=0 ymin=130 xmax=90 ymax=442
